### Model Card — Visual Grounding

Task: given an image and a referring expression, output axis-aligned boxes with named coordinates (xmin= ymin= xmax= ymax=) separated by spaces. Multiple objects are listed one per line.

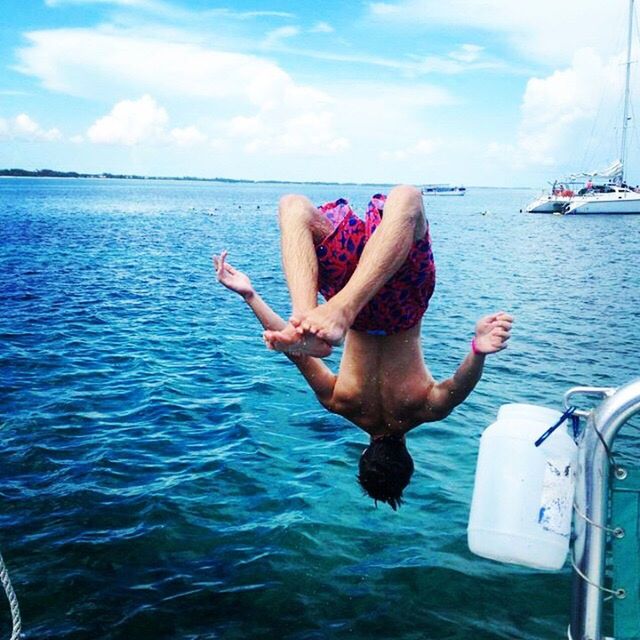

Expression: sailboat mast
xmin=620 ymin=0 xmax=634 ymax=182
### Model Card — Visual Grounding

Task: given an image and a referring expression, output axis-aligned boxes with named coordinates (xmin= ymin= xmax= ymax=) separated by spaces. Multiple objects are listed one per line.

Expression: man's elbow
xmin=427 ymin=387 xmax=461 ymax=421
xmin=317 ymin=394 xmax=336 ymax=413
xmin=427 ymin=404 xmax=454 ymax=422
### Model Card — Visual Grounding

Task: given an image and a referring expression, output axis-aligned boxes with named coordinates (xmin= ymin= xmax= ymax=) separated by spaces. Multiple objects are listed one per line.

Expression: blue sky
xmin=1 ymin=0 xmax=639 ymax=186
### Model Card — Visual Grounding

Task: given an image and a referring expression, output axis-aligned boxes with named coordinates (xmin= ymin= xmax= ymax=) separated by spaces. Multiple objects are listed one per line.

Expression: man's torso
xmin=329 ymin=325 xmax=436 ymax=436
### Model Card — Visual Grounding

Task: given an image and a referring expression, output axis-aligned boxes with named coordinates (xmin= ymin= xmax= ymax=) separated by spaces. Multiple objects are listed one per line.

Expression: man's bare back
xmin=326 ymin=315 xmax=511 ymax=436
xmin=326 ymin=325 xmax=440 ymax=435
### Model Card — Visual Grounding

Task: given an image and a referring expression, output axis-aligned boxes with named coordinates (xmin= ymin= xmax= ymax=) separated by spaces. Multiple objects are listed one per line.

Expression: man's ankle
xmin=291 ymin=305 xmax=316 ymax=320
xmin=326 ymin=292 xmax=358 ymax=326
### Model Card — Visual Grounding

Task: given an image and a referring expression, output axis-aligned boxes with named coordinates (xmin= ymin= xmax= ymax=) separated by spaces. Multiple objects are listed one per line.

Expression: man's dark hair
xmin=357 ymin=434 xmax=414 ymax=511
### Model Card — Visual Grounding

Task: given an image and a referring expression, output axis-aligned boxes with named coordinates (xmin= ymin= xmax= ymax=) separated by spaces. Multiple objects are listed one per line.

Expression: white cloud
xmin=211 ymin=9 xmax=295 ymax=20
xmin=169 ymin=125 xmax=206 ymax=146
xmin=17 ymin=28 xmax=354 ymax=157
xmin=409 ymin=44 xmax=503 ymax=75
xmin=45 ymin=0 xmax=158 ymax=6
xmin=85 ymin=96 xmax=209 ymax=147
xmin=450 ymin=44 xmax=483 ymax=64
xmin=227 ymin=109 xmax=349 ymax=156
xmin=380 ymin=138 xmax=438 ymax=161
xmin=487 ymin=48 xmax=625 ymax=169
xmin=87 ymin=95 xmax=168 ymax=145
xmin=367 ymin=0 xmax=628 ymax=65
xmin=264 ymin=26 xmax=300 ymax=47
xmin=16 ymin=28 xmax=330 ymax=111
xmin=258 ymin=39 xmax=502 ymax=77
xmin=0 ymin=113 xmax=62 ymax=141
xmin=370 ymin=3 xmax=400 ymax=16
xmin=310 ymin=22 xmax=334 ymax=34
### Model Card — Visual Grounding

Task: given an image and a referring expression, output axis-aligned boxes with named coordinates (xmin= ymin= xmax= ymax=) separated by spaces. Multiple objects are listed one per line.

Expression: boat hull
xmin=525 ymin=196 xmax=571 ymax=213
xmin=564 ymin=193 xmax=640 ymax=214
xmin=421 ymin=184 xmax=466 ymax=196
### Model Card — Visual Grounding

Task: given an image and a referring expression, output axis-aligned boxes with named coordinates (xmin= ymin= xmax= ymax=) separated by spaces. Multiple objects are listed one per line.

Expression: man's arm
xmin=214 ymin=252 xmax=337 ymax=407
xmin=425 ymin=312 xmax=513 ymax=420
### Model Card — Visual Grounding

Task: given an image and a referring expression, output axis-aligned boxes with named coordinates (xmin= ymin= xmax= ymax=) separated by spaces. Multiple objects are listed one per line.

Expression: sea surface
xmin=1 ymin=178 xmax=639 ymax=640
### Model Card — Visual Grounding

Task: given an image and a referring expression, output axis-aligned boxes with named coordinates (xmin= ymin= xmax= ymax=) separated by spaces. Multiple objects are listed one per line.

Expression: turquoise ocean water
xmin=1 ymin=177 xmax=639 ymax=639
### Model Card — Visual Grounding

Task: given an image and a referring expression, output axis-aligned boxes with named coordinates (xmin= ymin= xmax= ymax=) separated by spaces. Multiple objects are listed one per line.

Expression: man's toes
xmin=317 ymin=328 xmax=342 ymax=345
xmin=317 ymin=343 xmax=333 ymax=357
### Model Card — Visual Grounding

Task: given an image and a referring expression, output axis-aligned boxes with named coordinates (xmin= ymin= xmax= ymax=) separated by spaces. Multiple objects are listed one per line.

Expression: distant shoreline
xmin=0 ymin=168 xmax=393 ymax=188
xmin=0 ymin=168 xmax=533 ymax=189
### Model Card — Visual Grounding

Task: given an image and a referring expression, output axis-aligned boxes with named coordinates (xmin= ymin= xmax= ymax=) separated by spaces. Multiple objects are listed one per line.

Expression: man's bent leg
xmin=263 ymin=195 xmax=334 ymax=357
xmin=300 ymin=185 xmax=426 ymax=343
xmin=279 ymin=194 xmax=332 ymax=317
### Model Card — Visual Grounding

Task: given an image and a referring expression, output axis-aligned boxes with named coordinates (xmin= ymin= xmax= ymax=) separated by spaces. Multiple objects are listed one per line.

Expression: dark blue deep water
xmin=1 ymin=178 xmax=639 ymax=639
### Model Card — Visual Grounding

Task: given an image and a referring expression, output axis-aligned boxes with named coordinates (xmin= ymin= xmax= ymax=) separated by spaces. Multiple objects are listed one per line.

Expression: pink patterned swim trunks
xmin=315 ymin=194 xmax=436 ymax=335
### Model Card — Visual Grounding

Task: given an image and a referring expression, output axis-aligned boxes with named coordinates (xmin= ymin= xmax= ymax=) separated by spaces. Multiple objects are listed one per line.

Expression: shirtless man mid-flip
xmin=214 ymin=185 xmax=513 ymax=510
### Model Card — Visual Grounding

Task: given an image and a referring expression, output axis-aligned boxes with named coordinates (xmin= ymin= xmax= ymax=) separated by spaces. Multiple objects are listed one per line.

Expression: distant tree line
xmin=0 ymin=168 xmax=241 ymax=181
xmin=0 ymin=168 xmax=390 ymax=187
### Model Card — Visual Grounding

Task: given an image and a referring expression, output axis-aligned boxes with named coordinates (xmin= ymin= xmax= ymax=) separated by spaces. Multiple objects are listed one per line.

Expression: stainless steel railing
xmin=567 ymin=378 xmax=640 ymax=640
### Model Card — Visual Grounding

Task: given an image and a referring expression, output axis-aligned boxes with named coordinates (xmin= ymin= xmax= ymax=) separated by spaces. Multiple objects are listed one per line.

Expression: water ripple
xmin=0 ymin=179 xmax=638 ymax=639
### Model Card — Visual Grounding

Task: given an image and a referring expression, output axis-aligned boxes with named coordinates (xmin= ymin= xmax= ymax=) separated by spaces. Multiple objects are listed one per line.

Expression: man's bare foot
xmin=264 ymin=322 xmax=333 ymax=357
xmin=297 ymin=299 xmax=351 ymax=345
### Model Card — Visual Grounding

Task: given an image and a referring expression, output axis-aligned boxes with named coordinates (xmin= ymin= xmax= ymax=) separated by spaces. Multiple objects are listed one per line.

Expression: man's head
xmin=357 ymin=434 xmax=414 ymax=510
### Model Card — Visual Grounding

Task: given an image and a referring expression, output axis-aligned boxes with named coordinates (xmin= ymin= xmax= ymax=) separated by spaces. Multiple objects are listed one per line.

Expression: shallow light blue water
xmin=1 ymin=178 xmax=639 ymax=639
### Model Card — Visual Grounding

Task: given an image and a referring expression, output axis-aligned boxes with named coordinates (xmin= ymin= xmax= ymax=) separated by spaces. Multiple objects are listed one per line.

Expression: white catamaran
xmin=526 ymin=0 xmax=640 ymax=215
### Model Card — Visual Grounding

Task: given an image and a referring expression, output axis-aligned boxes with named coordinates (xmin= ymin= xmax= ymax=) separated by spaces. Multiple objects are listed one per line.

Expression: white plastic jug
xmin=467 ymin=403 xmax=578 ymax=571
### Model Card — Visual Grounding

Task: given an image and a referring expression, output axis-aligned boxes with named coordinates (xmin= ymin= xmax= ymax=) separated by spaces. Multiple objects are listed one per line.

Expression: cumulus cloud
xmin=84 ymin=95 xmax=207 ymax=148
xmin=16 ymin=27 xmax=352 ymax=157
xmin=87 ymin=95 xmax=168 ymax=145
xmin=487 ymin=48 xmax=625 ymax=168
xmin=0 ymin=113 xmax=62 ymax=141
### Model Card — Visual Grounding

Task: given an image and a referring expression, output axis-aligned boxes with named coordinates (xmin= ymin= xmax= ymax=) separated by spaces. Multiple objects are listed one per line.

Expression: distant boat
xmin=421 ymin=184 xmax=466 ymax=196
xmin=562 ymin=182 xmax=640 ymax=214
xmin=526 ymin=0 xmax=640 ymax=215
xmin=525 ymin=162 xmax=640 ymax=214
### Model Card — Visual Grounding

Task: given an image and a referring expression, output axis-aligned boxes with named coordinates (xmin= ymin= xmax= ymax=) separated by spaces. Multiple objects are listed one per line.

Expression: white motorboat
xmin=526 ymin=0 xmax=639 ymax=215
xmin=421 ymin=184 xmax=466 ymax=196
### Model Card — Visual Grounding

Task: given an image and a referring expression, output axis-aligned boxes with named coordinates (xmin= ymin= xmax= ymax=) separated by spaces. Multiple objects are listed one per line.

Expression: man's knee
xmin=387 ymin=185 xmax=424 ymax=221
xmin=388 ymin=185 xmax=422 ymax=211
xmin=385 ymin=185 xmax=426 ymax=238
xmin=278 ymin=194 xmax=315 ymax=226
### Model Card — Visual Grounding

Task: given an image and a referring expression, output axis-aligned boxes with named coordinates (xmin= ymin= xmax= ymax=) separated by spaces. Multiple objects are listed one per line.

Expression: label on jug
xmin=538 ymin=458 xmax=575 ymax=537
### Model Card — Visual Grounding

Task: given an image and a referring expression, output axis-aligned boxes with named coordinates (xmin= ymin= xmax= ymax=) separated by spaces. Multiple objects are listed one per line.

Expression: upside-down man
xmin=214 ymin=185 xmax=513 ymax=510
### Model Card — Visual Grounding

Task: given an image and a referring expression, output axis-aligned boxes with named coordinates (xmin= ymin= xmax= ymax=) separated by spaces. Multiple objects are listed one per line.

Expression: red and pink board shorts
xmin=315 ymin=194 xmax=436 ymax=335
